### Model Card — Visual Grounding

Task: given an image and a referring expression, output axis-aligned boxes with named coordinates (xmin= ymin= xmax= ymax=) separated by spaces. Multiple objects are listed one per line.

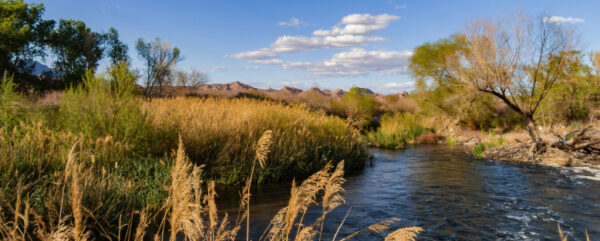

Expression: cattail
xmin=245 ymin=130 xmax=273 ymax=241
xmin=255 ymin=130 xmax=273 ymax=168
xmin=134 ymin=208 xmax=148 ymax=241
xmin=322 ymin=161 xmax=345 ymax=213
xmin=266 ymin=162 xmax=331 ymax=241
xmin=64 ymin=138 xmax=81 ymax=180
xmin=339 ymin=217 xmax=401 ymax=241
xmin=168 ymin=136 xmax=205 ymax=241
xmin=384 ymin=227 xmax=423 ymax=241
xmin=319 ymin=161 xmax=346 ymax=241
xmin=46 ymin=217 xmax=73 ymax=241
xmin=295 ymin=225 xmax=317 ymax=241
xmin=206 ymin=181 xmax=218 ymax=232
xmin=557 ymin=223 xmax=568 ymax=241
xmin=368 ymin=217 xmax=401 ymax=234
xmin=70 ymin=163 xmax=86 ymax=241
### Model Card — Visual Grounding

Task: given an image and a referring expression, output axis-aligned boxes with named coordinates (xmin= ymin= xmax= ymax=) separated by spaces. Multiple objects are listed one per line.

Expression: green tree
xmin=409 ymin=34 xmax=464 ymax=92
xmin=135 ymin=38 xmax=182 ymax=96
xmin=588 ymin=52 xmax=600 ymax=121
xmin=50 ymin=19 xmax=106 ymax=86
xmin=106 ymin=27 xmax=129 ymax=65
xmin=409 ymin=35 xmax=512 ymax=129
xmin=0 ymin=0 xmax=54 ymax=84
xmin=330 ymin=87 xmax=379 ymax=131
xmin=537 ymin=51 xmax=589 ymax=124
xmin=409 ymin=35 xmax=467 ymax=116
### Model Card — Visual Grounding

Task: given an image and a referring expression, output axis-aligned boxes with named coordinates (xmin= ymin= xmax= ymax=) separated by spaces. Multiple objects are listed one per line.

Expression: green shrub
xmin=0 ymin=73 xmax=23 ymax=128
xmin=366 ymin=113 xmax=429 ymax=148
xmin=472 ymin=133 xmax=503 ymax=158
xmin=329 ymin=87 xmax=379 ymax=131
xmin=57 ymin=63 xmax=154 ymax=152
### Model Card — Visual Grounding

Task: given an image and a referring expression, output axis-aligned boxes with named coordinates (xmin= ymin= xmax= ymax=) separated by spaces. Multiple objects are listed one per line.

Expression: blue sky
xmin=29 ymin=0 xmax=599 ymax=93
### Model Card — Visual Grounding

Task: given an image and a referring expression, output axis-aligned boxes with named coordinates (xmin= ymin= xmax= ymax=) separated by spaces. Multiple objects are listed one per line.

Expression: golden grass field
xmin=146 ymin=97 xmax=367 ymax=183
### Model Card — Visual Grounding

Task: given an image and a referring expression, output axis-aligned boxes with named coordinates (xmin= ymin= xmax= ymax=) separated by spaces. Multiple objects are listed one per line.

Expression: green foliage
xmin=0 ymin=120 xmax=171 ymax=237
xmin=536 ymin=51 xmax=600 ymax=125
xmin=0 ymin=0 xmax=54 ymax=75
xmin=366 ymin=113 xmax=428 ymax=148
xmin=50 ymin=19 xmax=106 ymax=86
xmin=105 ymin=27 xmax=129 ymax=65
xmin=329 ymin=87 xmax=379 ymax=131
xmin=0 ymin=73 xmax=22 ymax=128
xmin=445 ymin=137 xmax=459 ymax=145
xmin=473 ymin=143 xmax=486 ymax=158
xmin=58 ymin=63 xmax=152 ymax=151
xmin=472 ymin=132 xmax=503 ymax=158
xmin=409 ymin=34 xmax=464 ymax=91
xmin=409 ymin=35 xmax=524 ymax=130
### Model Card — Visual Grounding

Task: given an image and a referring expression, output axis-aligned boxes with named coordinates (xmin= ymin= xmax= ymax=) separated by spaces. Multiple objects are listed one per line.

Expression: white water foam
xmin=570 ymin=166 xmax=600 ymax=182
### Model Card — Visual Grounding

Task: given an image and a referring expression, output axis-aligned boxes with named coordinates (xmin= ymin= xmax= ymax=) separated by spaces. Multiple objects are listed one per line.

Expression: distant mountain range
xmin=150 ymin=81 xmax=409 ymax=101
xmin=30 ymin=61 xmax=54 ymax=75
xmin=25 ymin=62 xmax=409 ymax=100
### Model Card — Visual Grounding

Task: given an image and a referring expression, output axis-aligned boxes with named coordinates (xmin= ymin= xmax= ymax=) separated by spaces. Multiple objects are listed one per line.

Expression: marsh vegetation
xmin=1 ymin=0 xmax=600 ymax=240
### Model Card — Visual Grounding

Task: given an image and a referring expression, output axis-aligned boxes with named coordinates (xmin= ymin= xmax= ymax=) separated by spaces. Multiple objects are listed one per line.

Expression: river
xmin=216 ymin=145 xmax=600 ymax=240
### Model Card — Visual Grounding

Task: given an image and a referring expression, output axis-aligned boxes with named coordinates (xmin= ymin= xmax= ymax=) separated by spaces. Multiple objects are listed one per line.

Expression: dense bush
xmin=0 ymin=74 xmax=26 ymax=128
xmin=329 ymin=87 xmax=379 ymax=131
xmin=366 ymin=113 xmax=430 ymax=148
xmin=57 ymin=63 xmax=155 ymax=152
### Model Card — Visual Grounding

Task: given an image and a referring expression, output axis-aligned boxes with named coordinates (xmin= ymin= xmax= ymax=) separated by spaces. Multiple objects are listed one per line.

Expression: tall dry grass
xmin=146 ymin=97 xmax=366 ymax=183
xmin=0 ymin=132 xmax=422 ymax=241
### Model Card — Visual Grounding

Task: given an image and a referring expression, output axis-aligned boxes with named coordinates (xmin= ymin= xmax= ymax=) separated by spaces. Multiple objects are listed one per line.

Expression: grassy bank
xmin=0 ymin=68 xmax=373 ymax=239
xmin=366 ymin=113 xmax=432 ymax=148
xmin=0 ymin=137 xmax=421 ymax=241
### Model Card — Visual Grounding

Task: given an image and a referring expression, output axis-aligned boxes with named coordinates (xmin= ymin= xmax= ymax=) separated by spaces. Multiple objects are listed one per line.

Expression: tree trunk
xmin=524 ymin=115 xmax=546 ymax=153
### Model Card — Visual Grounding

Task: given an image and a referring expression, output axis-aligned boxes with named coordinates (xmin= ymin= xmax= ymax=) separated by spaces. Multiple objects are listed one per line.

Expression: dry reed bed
xmin=0 ymin=132 xmax=421 ymax=241
xmin=146 ymin=97 xmax=367 ymax=183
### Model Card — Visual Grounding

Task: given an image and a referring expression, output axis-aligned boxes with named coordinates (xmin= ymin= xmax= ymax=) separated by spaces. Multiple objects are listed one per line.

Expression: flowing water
xmin=217 ymin=145 xmax=600 ymax=240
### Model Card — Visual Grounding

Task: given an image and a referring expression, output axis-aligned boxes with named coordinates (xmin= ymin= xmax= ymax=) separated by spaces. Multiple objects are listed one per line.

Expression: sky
xmin=28 ymin=0 xmax=600 ymax=94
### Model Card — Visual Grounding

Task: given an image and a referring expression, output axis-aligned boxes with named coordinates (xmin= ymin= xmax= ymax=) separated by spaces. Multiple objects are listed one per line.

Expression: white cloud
xmin=250 ymin=59 xmax=283 ymax=65
xmin=282 ymin=48 xmax=413 ymax=77
xmin=228 ymin=13 xmax=398 ymax=61
xmin=210 ymin=66 xmax=230 ymax=71
xmin=394 ymin=5 xmax=406 ymax=9
xmin=312 ymin=14 xmax=399 ymax=36
xmin=383 ymin=81 xmax=415 ymax=88
xmin=277 ymin=18 xmax=307 ymax=27
xmin=543 ymin=16 xmax=585 ymax=24
xmin=270 ymin=35 xmax=384 ymax=53
xmin=226 ymin=48 xmax=277 ymax=59
xmin=245 ymin=66 xmax=260 ymax=70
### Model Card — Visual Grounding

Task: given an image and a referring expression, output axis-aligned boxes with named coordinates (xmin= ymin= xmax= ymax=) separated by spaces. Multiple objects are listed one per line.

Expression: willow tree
xmin=448 ymin=14 xmax=576 ymax=152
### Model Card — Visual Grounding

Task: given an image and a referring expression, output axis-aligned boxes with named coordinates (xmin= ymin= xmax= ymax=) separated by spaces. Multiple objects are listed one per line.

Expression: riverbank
xmin=363 ymin=111 xmax=600 ymax=169
xmin=433 ymin=123 xmax=600 ymax=169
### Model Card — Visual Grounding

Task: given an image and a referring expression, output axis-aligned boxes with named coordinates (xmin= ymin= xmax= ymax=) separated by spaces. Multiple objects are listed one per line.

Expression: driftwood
xmin=483 ymin=126 xmax=600 ymax=167
xmin=550 ymin=126 xmax=600 ymax=155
